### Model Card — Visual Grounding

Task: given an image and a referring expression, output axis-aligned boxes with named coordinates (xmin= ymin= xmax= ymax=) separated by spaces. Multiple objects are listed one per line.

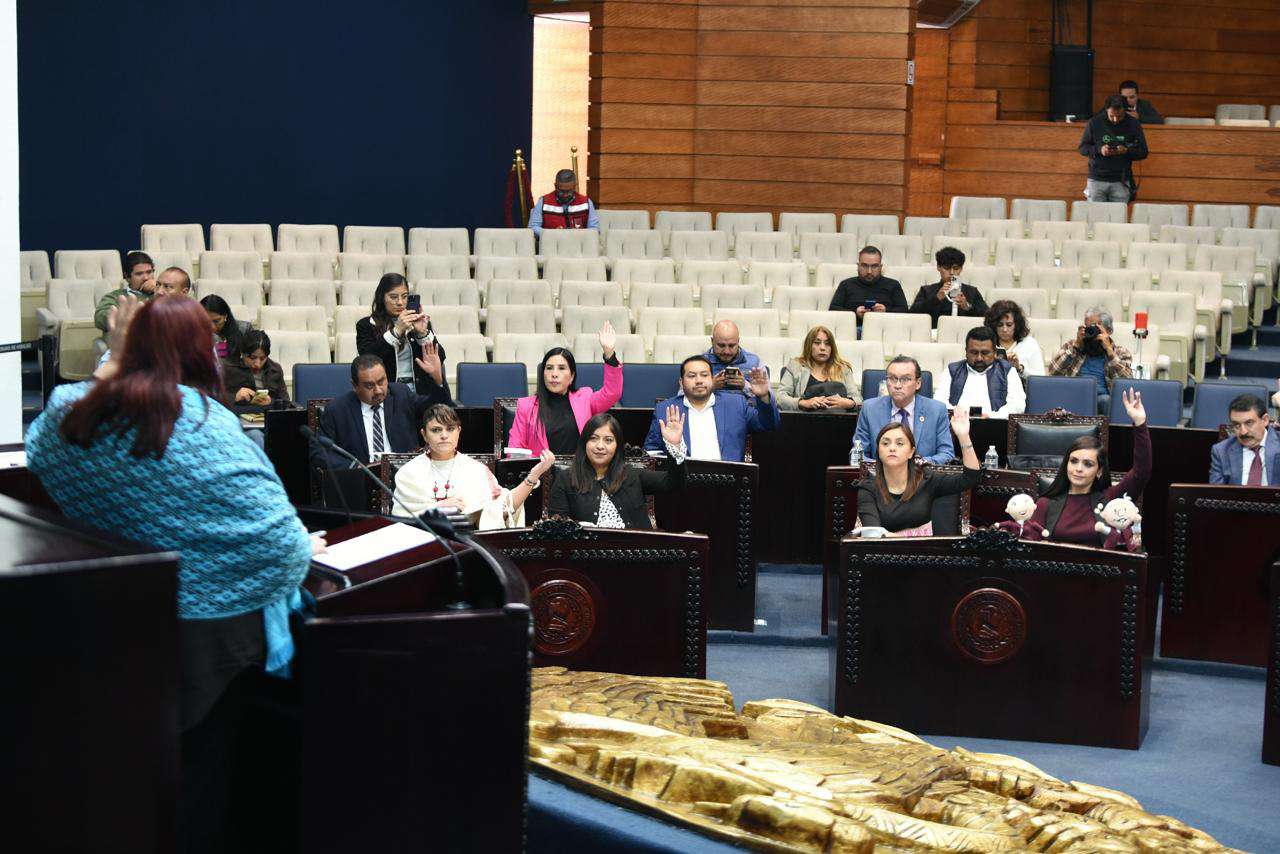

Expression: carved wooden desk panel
xmin=1266 ymin=561 xmax=1280 ymax=766
xmin=1163 ymin=484 xmax=1280 ymax=667
xmin=833 ymin=533 xmax=1150 ymax=749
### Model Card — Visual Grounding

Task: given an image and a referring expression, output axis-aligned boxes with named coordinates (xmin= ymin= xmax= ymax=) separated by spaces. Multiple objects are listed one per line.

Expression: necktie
xmin=898 ymin=408 xmax=909 ymax=427
xmin=1247 ymin=449 xmax=1262 ymax=486
xmin=371 ymin=403 xmax=385 ymax=455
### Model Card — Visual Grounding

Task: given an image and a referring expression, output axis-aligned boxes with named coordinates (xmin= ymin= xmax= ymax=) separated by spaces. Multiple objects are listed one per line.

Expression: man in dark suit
xmin=910 ymin=246 xmax=988 ymax=328
xmin=1209 ymin=393 xmax=1280 ymax=485
xmin=644 ymin=356 xmax=778 ymax=461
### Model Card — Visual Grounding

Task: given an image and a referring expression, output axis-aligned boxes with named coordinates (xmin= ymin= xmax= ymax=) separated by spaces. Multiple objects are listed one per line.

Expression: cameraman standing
xmin=1048 ymin=307 xmax=1134 ymax=414
xmin=1078 ymin=95 xmax=1148 ymax=203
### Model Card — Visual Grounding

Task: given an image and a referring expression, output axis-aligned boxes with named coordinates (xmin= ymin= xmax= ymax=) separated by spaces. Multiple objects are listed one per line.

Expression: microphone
xmin=301 ymin=424 xmax=355 ymax=530
xmin=300 ymin=425 xmax=472 ymax=608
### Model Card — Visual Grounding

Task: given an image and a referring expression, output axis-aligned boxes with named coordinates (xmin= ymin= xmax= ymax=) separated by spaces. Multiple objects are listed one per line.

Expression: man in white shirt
xmin=644 ymin=356 xmax=778 ymax=461
xmin=1209 ymin=393 xmax=1280 ymax=485
xmin=935 ymin=326 xmax=1026 ymax=419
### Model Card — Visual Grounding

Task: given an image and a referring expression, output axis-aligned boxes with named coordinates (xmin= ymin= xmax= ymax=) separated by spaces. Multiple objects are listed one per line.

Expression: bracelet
xmin=524 ymin=477 xmax=541 ymax=488
xmin=959 ymin=442 xmax=974 ymax=451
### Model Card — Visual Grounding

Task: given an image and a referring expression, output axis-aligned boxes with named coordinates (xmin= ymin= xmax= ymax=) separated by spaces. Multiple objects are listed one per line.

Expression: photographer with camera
xmin=1047 ymin=307 xmax=1133 ymax=414
xmin=909 ymin=246 xmax=988 ymax=329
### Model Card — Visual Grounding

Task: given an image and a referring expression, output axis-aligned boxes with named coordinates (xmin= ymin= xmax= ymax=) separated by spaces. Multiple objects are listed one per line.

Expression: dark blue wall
xmin=18 ymin=0 xmax=533 ymax=255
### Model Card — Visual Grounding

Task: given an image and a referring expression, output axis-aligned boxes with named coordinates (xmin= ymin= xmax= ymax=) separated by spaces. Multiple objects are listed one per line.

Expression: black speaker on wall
xmin=1050 ymin=45 xmax=1094 ymax=121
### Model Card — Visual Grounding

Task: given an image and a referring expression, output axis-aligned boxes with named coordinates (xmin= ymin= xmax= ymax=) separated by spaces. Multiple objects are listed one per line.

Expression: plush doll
xmin=1095 ymin=493 xmax=1142 ymax=552
xmin=994 ymin=493 xmax=1048 ymax=540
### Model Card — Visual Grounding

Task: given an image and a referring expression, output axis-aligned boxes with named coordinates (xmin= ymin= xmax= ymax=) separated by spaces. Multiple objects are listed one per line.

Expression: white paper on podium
xmin=0 ymin=451 xmax=26 ymax=468
xmin=312 ymin=522 xmax=437 ymax=572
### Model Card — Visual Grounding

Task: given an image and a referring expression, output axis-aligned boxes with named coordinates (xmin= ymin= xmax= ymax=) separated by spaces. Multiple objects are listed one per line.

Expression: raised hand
xmin=415 ymin=339 xmax=444 ymax=384
xmin=747 ymin=366 xmax=771 ymax=399
xmin=531 ymin=449 xmax=556 ymax=479
xmin=659 ymin=403 xmax=685 ymax=446
xmin=950 ymin=406 xmax=971 ymax=439
xmin=598 ymin=321 xmax=617 ymax=360
xmin=1121 ymin=387 xmax=1146 ymax=426
xmin=106 ymin=292 xmax=143 ymax=360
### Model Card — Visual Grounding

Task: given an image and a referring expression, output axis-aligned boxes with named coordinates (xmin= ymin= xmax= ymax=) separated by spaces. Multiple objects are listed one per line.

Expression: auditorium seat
xmin=627 ymin=284 xmax=695 ymax=325
xmin=1194 ymin=244 xmax=1264 ymax=332
xmin=677 ymin=259 xmax=742 ymax=293
xmin=201 ymin=250 xmax=264 ymax=284
xmin=987 ymin=286 xmax=1049 ymax=320
xmin=542 ymin=257 xmax=607 ymax=286
xmin=1111 ymin=321 xmax=1170 ymax=380
xmin=787 ymin=309 xmax=855 ymax=342
xmin=745 ymin=260 xmax=808 ymax=290
xmin=54 ymin=250 xmax=122 ymax=282
xmin=1024 ymin=376 xmax=1098 ymax=416
xmin=619 ymin=362 xmax=681 ymax=407
xmin=37 ymin=279 xmax=115 ymax=349
xmin=596 ymin=209 xmax=651 ymax=252
xmin=637 ymin=307 xmax=704 ymax=349
xmin=277 ymin=224 xmax=339 ymax=256
xmin=714 ymin=308 xmax=779 ymax=338
xmin=605 ymin=229 xmax=666 ymax=266
xmin=332 ymin=306 xmax=370 ymax=336
xmin=934 ymin=314 xmax=972 ymax=346
xmin=902 ymin=216 xmax=952 ymax=253
xmin=715 ymin=212 xmax=773 ymax=253
xmin=195 ymin=279 xmax=264 ymax=313
xmin=654 ymin=211 xmax=712 ymax=248
xmin=778 ymin=212 xmax=836 ymax=250
xmin=948 ymin=196 xmax=1006 ymax=223
xmin=406 ymin=254 xmax=471 ymax=282
xmin=562 ymin=305 xmax=632 ymax=340
xmin=271 ymin=331 xmax=334 ymax=394
xmin=930 ymin=234 xmax=990 ymax=266
xmin=539 ymin=229 xmax=600 ymax=261
xmin=292 ymin=363 xmax=353 ymax=406
xmin=484 ymin=279 xmax=554 ymax=310
xmin=1056 ymin=288 xmax=1124 ymax=325
xmin=209 ymin=224 xmax=274 ymax=261
xmin=735 ymin=232 xmax=794 ymax=264
xmin=1189 ymin=381 xmax=1270 ymax=429
xmin=492 ymin=333 xmax=570 ymax=387
xmin=1030 ymin=220 xmax=1088 ymax=255
xmin=1165 ymin=117 xmax=1215 ymax=126
xmin=889 ymin=265 xmax=938 ymax=298
xmin=895 ymin=341 xmax=963 ymax=382
xmin=870 ymin=234 xmax=925 ymax=269
xmin=1192 ymin=204 xmax=1250 ymax=240
xmin=1215 ymin=104 xmax=1266 ymax=122
xmin=994 ymin=238 xmax=1053 ymax=275
xmin=861 ymin=312 xmax=931 ymax=361
xmin=1271 ymin=106 xmax=1280 ymax=124
xmin=485 ymin=304 xmax=557 ymax=338
xmin=145 ymin=250 xmax=195 ymax=279
xmin=1131 ymin=203 xmax=1189 ymax=230
xmin=1130 ymin=291 xmax=1205 ymax=383
xmin=813 ymin=262 xmax=858 ymax=290
xmin=338 ymin=280 xmax=378 ymax=307
xmin=474 ymin=256 xmax=538 ymax=289
xmin=844 ymin=340 xmax=888 ymax=378
xmin=559 ymin=280 xmax=624 ymax=310
xmin=1070 ymin=201 xmax=1127 ymax=232
xmin=1106 ymin=379 xmax=1182 ymax=426
xmin=1126 ymin=242 xmax=1186 ymax=277
xmin=456 ymin=362 xmax=526 ymax=407
xmin=840 ymin=213 xmax=899 ymax=246
xmin=258 ymin=305 xmax=328 ymax=337
xmin=433 ymin=333 xmax=488 ymax=387
xmin=1018 ymin=266 xmax=1082 ymax=310
xmin=141 ymin=223 xmax=205 ymax=256
xmin=1160 ymin=270 xmax=1233 ymax=348
xmin=1010 ymin=199 xmax=1066 ymax=226
xmin=342 ymin=226 xmax=405 ymax=256
xmin=407 ymin=227 xmax=470 ymax=257
xmin=1030 ymin=318 xmax=1084 ymax=358
xmin=862 ymin=369 xmax=933 ymax=401
xmin=1086 ymin=268 xmax=1148 ymax=312
xmin=1092 ymin=222 xmax=1151 ymax=260
xmin=669 ymin=230 xmax=731 ymax=266
xmin=1220 ymin=227 xmax=1278 ymax=301
xmin=1061 ymin=239 xmax=1120 ymax=272
xmin=699 ymin=284 xmax=765 ymax=323
xmin=746 ymin=336 xmax=794 ymax=384
xmin=1158 ymin=225 xmax=1217 ymax=248
xmin=1254 ymin=205 xmax=1280 ymax=230
xmin=798 ymin=233 xmax=861 ymax=271
xmin=420 ymin=305 xmax=482 ymax=337
xmin=338 ymin=252 xmax=405 ymax=282
xmin=270 ymin=280 xmax=337 ymax=314
xmin=966 ymin=219 xmax=1024 ymax=253
xmin=473 ymin=228 xmax=536 ymax=261
xmin=963 ymin=265 xmax=1015 ymax=291
xmin=651 ymin=334 xmax=708 ymax=365
xmin=571 ymin=332 xmax=647 ymax=365
xmin=772 ymin=286 xmax=836 ymax=326
xmin=270 ymin=251 xmax=335 ymax=282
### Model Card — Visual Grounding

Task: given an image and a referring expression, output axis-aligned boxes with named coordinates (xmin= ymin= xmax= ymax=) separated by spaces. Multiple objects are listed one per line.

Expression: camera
xmin=1084 ymin=324 xmax=1101 ymax=338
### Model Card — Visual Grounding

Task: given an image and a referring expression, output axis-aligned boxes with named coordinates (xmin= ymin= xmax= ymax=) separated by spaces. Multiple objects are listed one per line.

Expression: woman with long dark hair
xmin=507 ymin=322 xmax=624 ymax=455
xmin=200 ymin=293 xmax=251 ymax=360
xmin=856 ymin=408 xmax=980 ymax=536
xmin=355 ymin=272 xmax=450 ymax=402
xmin=546 ymin=409 xmax=685 ymax=529
xmin=1024 ymin=387 xmax=1150 ymax=545
xmin=25 ymin=293 xmax=322 ymax=850
xmin=983 ymin=299 xmax=1044 ymax=376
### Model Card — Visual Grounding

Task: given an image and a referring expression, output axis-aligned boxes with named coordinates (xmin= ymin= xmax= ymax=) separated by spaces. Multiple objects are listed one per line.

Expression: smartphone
xmin=724 ymin=367 xmax=741 ymax=378
xmin=996 ymin=347 xmax=1007 ymax=359
xmin=863 ymin=299 xmax=876 ymax=310
xmin=406 ymin=294 xmax=422 ymax=313
xmin=969 ymin=406 xmax=983 ymax=417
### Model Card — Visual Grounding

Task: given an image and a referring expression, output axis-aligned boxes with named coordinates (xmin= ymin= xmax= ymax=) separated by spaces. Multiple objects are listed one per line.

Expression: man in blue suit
xmin=644 ymin=356 xmax=778 ymax=461
xmin=1209 ymin=393 xmax=1280 ymax=485
xmin=852 ymin=355 xmax=955 ymax=464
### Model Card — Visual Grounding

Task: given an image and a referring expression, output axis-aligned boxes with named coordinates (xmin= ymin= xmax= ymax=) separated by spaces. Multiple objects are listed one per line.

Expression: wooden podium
xmin=1163 ymin=484 xmax=1280 ymax=667
xmin=833 ymin=532 xmax=1150 ymax=749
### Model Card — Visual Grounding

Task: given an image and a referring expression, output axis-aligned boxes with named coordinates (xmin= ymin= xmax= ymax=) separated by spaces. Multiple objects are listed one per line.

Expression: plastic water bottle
xmin=850 ymin=438 xmax=864 ymax=466
xmin=877 ymin=379 xmax=888 ymax=398
xmin=983 ymin=445 xmax=1000 ymax=470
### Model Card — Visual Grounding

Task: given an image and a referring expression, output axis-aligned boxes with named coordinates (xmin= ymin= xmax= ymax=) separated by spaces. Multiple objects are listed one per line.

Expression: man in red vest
xmin=529 ymin=169 xmax=599 ymax=236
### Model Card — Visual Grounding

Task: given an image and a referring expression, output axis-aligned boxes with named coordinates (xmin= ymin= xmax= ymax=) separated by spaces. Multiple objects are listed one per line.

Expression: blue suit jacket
xmin=643 ymin=391 xmax=779 ymax=462
xmin=852 ymin=394 xmax=955 ymax=465
xmin=1209 ymin=431 xmax=1280 ymax=485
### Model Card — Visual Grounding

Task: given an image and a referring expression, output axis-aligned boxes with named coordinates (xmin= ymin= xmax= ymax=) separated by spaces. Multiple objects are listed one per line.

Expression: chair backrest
xmin=1010 ymin=199 xmax=1066 ymax=225
xmin=434 ymin=333 xmax=488 ymax=383
xmin=1069 ymin=201 xmax=1127 ymax=230
xmin=888 ymin=265 xmax=939 ymax=297
xmin=1192 ymin=203 xmax=1251 ymax=239
xmin=636 ymin=307 xmax=705 ymax=343
xmin=843 ymin=340 xmax=886 ymax=378
xmin=772 ymin=285 xmax=836 ymax=318
xmin=606 ymin=229 xmax=665 ymax=262
xmin=1056 ymin=288 xmax=1123 ymax=323
xmin=271 ymin=251 xmax=334 ymax=281
xmin=1129 ymin=291 xmax=1197 ymax=336
xmin=270 ymin=330 xmax=333 ymax=374
xmin=861 ymin=369 xmax=934 ymax=402
xmin=1061 ymin=239 xmax=1120 ymax=271
xmin=1110 ymin=321 xmax=1161 ymax=379
xmin=562 ymin=305 xmax=633 ymax=340
xmin=993 ymin=238 xmax=1054 ymax=273
xmin=1131 ymin=204 xmax=1189 ymax=230
xmin=338 ymin=252 xmax=405 ymax=282
xmin=54 ymin=250 xmax=123 ymax=281
xmin=949 ymin=196 xmax=1006 ymax=221
xmin=334 ymin=332 xmax=359 ymax=366
xmin=1107 ymin=379 xmax=1183 ymax=427
xmin=474 ymin=256 xmax=539 ymax=287
xmin=987 ymin=286 xmax=1049 ymax=321
xmin=1093 ymin=223 xmax=1151 ymax=258
xmin=611 ymin=258 xmax=675 ymax=289
xmin=861 ymin=312 xmax=932 ymax=360
xmin=931 ymin=235 xmax=990 ymax=266
xmin=473 ymin=228 xmax=536 ymax=258
xmin=1030 ymin=318 xmax=1085 ymax=356
xmin=210 ymin=224 xmax=274 ymax=258
xmin=745 ymin=260 xmax=809 ymax=290
xmin=963 ymin=265 xmax=1015 ymax=292
xmin=1009 ymin=407 xmax=1106 ymax=450
xmin=799 ymin=233 xmax=862 ymax=268
xmin=1215 ymin=103 xmax=1266 ymax=121
xmin=669 ymin=230 xmax=730 ymax=262
xmin=1157 ymin=225 xmax=1216 ymax=248
xmin=778 ymin=212 xmax=837 ymax=249
xmin=1030 ymin=220 xmax=1088 ymax=252
xmin=20 ymin=250 xmax=51 ymax=289
xmin=894 ymin=341 xmax=964 ymax=382
xmin=559 ymin=280 xmax=624 ymax=308
xmin=1190 ymin=381 xmax=1270 ymax=429
xmin=542 ymin=257 xmax=607 ymax=284
xmin=486 ymin=303 xmax=557 ymax=335
xmin=700 ymin=284 xmax=766 ymax=321
xmin=677 ymin=259 xmax=743 ymax=288
xmin=406 ymin=254 xmax=471 ymax=282
xmin=654 ymin=211 xmax=713 ymax=246
xmin=141 ymin=223 xmax=205 ymax=255
xmin=484 ymin=278 xmax=554 ymax=308
xmin=1161 ymin=270 xmax=1224 ymax=308
xmin=414 ymin=279 xmax=481 ymax=308
xmin=1017 ymin=266 xmax=1084 ymax=310
xmin=456 ymin=363 xmax=527 ymax=407
xmin=787 ymin=309 xmax=856 ymax=343
xmin=332 ymin=306 xmax=370 ymax=336
xmin=1085 ymin=267 xmax=1147 ymax=308
xmin=935 ymin=313 xmax=977 ymax=346
xmin=343 ymin=226 xmax=405 ymax=256
xmin=968 ymin=219 xmax=1024 ymax=252
xmin=426 ymin=305 xmax=482 ymax=336
xmin=902 ymin=216 xmax=952 ymax=249
xmin=540 ymin=229 xmax=600 ymax=260
xmin=651 ymin=334 xmax=709 ymax=365
xmin=1218 ymin=118 xmax=1271 ymax=127
xmin=813 ymin=262 xmax=858 ymax=290
xmin=1193 ymin=244 xmax=1256 ymax=282
xmin=200 ymin=250 xmax=263 ymax=283
xmin=596 ymin=209 xmax=651 ymax=236
xmin=492 ymin=333 xmax=570 ymax=383
xmin=338 ymin=280 xmax=379 ymax=307
xmin=1220 ymin=228 xmax=1278 ymax=264
xmin=407 ymin=227 xmax=470 ymax=257
xmin=277 ymin=224 xmax=340 ymax=255
xmin=1254 ymin=206 xmax=1280 ymax=231
xmin=270 ymin=279 xmax=337 ymax=312
xmin=44 ymin=278 xmax=113 ymax=319
xmin=744 ymin=336 xmax=794 ymax=383
xmin=628 ymin=283 xmax=696 ymax=317
xmin=293 ymin=363 xmax=353 ymax=406
xmin=735 ymin=232 xmax=793 ymax=263
xmin=713 ymin=212 xmax=774 ymax=251
xmin=871 ymin=234 xmax=925 ymax=268
xmin=713 ymin=307 xmax=780 ymax=338
xmin=840 ymin=213 xmax=899 ymax=241
xmin=1164 ymin=117 xmax=1215 ymax=126
xmin=571 ymin=332 xmax=647 ymax=365
xmin=1126 ymin=241 xmax=1186 ymax=274
xmin=616 ymin=363 xmax=679 ymax=407
xmin=258 ymin=305 xmax=328 ymax=334
xmin=195 ymin=279 xmax=265 ymax=310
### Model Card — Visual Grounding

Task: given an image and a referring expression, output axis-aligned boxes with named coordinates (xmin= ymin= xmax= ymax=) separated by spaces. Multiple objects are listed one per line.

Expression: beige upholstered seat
xmin=201 ymin=251 xmax=264 ymax=283
xmin=787 ymin=309 xmax=855 ymax=342
xmin=425 ymin=305 xmax=483 ymax=336
xmin=987 ymin=286 xmax=1049 ymax=321
xmin=37 ymin=278 xmax=115 ymax=336
xmin=1158 ymin=225 xmax=1216 ymax=248
xmin=559 ymin=281 xmax=624 ymax=309
xmin=146 ymin=250 xmax=196 ymax=279
xmin=414 ymin=279 xmax=482 ymax=309
xmin=572 ymin=332 xmax=648 ymax=365
xmin=964 ymin=265 xmax=1015 ymax=292
xmin=343 ymin=226 xmax=405 ymax=256
xmin=434 ymin=333 xmax=489 ymax=385
xmin=338 ymin=253 xmax=405 ymax=282
xmin=605 ymin=229 xmax=665 ymax=265
xmin=699 ymin=284 xmax=766 ymax=323
xmin=902 ymin=217 xmax=952 ymax=257
xmin=1110 ymin=321 xmax=1169 ymax=380
xmin=1056 ymin=288 xmax=1123 ymax=324
xmin=271 ymin=331 xmax=334 ymax=393
xmin=1131 ymin=204 xmax=1188 ymax=230
xmin=1220 ymin=227 xmax=1278 ymax=300
xmin=949 ymin=196 xmax=1006 ymax=222
xmin=492 ymin=333 xmax=570 ymax=387
xmin=890 ymin=265 xmax=940 ymax=299
xmin=1086 ymin=268 xmax=1150 ymax=312
xmin=562 ymin=305 xmax=633 ymax=340
xmin=654 ymin=211 xmax=713 ymax=248
xmin=840 ymin=214 xmax=900 ymax=247
xmin=195 ymin=279 xmax=265 ymax=311
xmin=715 ymin=212 xmax=774 ymax=252
xmin=540 ymin=229 xmax=600 ymax=260
xmin=277 ymin=224 xmax=340 ymax=256
xmin=735 ymin=232 xmax=795 ymax=264
xmin=406 ymin=254 xmax=471 ymax=282
xmin=1192 ymin=204 xmax=1250 ymax=240
xmin=967 ymin=219 xmax=1024 ymax=253
xmin=861 ymin=312 xmax=932 ymax=360
xmin=1030 ymin=220 xmax=1088 ymax=255
xmin=813 ymin=262 xmax=858 ymax=291
xmin=844 ymin=339 xmax=888 ymax=374
xmin=799 ymin=233 xmax=862 ymax=270
xmin=332 ymin=306 xmax=369 ymax=337
xmin=628 ymin=283 xmax=695 ymax=323
xmin=1010 ymin=199 xmax=1066 ymax=226
xmin=271 ymin=252 xmax=334 ymax=281
xmin=994 ymin=238 xmax=1054 ymax=274
xmin=677 ymin=260 xmax=742 ymax=293
xmin=1092 ymin=223 xmax=1151 ymax=259
xmin=1032 ymin=318 xmax=1085 ymax=359
xmin=669 ymin=230 xmax=731 ymax=265
xmin=1069 ymin=201 xmax=1127 ymax=232
xmin=1061 ymin=240 xmax=1120 ymax=272
xmin=596 ymin=210 xmax=651 ymax=252
xmin=210 ymin=224 xmax=274 ymax=259
xmin=1018 ymin=266 xmax=1083 ymax=310
xmin=930 ymin=235 xmax=990 ymax=266
xmin=745 ymin=336 xmax=795 ymax=384
xmin=21 ymin=250 xmax=52 ymax=290
xmin=613 ymin=260 xmax=677 ymax=301
xmin=485 ymin=279 xmax=554 ymax=308
xmin=637 ymin=307 xmax=704 ymax=349
xmin=407 ymin=227 xmax=470 ymax=257
xmin=258 ymin=305 xmax=329 ymax=335
xmin=895 ymin=341 xmax=963 ymax=382
xmin=772 ymin=287 xmax=837 ymax=326
xmin=652 ymin=334 xmax=711 ymax=365
xmin=270 ymin=280 xmax=337 ymax=314
xmin=1164 ymin=117 xmax=1215 ymax=126
xmin=778 ymin=212 xmax=837 ymax=250
xmin=746 ymin=260 xmax=808 ymax=290
xmin=141 ymin=224 xmax=205 ymax=255
xmin=333 ymin=332 xmax=359 ymax=366
xmin=486 ymin=304 xmax=558 ymax=337
xmin=473 ymin=228 xmax=536 ymax=259
xmin=1254 ymin=206 xmax=1280 ymax=231
xmin=338 ymin=281 xmax=378 ymax=308
xmin=1129 ymin=291 xmax=1206 ymax=383
xmin=1215 ymin=104 xmax=1265 ymax=122
xmin=1219 ymin=119 xmax=1276 ymax=127
xmin=474 ymin=256 xmax=538 ymax=289
xmin=1161 ymin=270 xmax=1233 ymax=351
xmin=1194 ymin=244 xmax=1265 ymax=331
xmin=713 ymin=308 xmax=780 ymax=338
xmin=934 ymin=314 xmax=973 ymax=346
xmin=872 ymin=235 xmax=925 ymax=269
xmin=54 ymin=250 xmax=122 ymax=282
xmin=1126 ymin=242 xmax=1186 ymax=276
xmin=542 ymin=257 xmax=607 ymax=284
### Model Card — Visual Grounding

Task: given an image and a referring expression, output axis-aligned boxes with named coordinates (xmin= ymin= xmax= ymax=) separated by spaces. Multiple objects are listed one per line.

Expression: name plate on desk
xmin=313 ymin=521 xmax=437 ymax=572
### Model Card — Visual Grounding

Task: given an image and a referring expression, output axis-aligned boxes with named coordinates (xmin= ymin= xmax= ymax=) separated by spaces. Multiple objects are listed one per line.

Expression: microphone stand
xmin=301 ymin=427 xmax=472 ymax=609
xmin=1132 ymin=326 xmax=1148 ymax=379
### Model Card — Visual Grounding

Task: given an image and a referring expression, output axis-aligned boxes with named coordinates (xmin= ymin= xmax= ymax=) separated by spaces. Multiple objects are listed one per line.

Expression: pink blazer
xmin=507 ymin=361 xmax=624 ymax=455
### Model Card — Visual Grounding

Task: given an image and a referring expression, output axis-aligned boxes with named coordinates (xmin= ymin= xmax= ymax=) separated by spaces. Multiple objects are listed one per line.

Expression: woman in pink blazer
xmin=507 ymin=322 xmax=624 ymax=456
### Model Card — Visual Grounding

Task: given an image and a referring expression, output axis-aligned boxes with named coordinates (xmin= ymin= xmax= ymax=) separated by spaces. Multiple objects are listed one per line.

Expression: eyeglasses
xmin=886 ymin=375 xmax=917 ymax=386
xmin=386 ymin=292 xmax=410 ymax=303
xmin=857 ymin=262 xmax=882 ymax=270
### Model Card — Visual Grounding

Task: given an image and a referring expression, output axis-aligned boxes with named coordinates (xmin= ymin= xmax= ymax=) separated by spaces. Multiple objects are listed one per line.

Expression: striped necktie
xmin=371 ymin=403 xmax=385 ymax=455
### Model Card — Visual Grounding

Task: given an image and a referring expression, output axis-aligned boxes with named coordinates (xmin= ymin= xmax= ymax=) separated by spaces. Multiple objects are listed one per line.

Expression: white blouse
xmin=590 ymin=440 xmax=686 ymax=529
xmin=1009 ymin=335 xmax=1045 ymax=376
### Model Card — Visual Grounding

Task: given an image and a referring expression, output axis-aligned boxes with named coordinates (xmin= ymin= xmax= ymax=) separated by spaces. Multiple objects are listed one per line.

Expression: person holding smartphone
xmin=355 ymin=272 xmax=452 ymax=403
xmin=933 ymin=326 xmax=1025 ymax=419
xmin=828 ymin=246 xmax=908 ymax=323
xmin=909 ymin=247 xmax=988 ymax=328
xmin=704 ymin=320 xmax=764 ymax=395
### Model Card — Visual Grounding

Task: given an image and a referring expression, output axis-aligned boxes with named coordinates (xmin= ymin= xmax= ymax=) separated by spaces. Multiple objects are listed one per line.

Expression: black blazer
xmin=220 ymin=358 xmax=291 ymax=413
xmin=546 ymin=453 xmax=686 ymax=530
xmin=355 ymin=315 xmax=451 ymax=400
xmin=309 ymin=384 xmax=439 ymax=469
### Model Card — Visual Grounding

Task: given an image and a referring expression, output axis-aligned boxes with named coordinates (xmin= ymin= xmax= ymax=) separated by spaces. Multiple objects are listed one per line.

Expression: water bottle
xmin=877 ymin=379 xmax=888 ymax=398
xmin=983 ymin=445 xmax=1000 ymax=470
xmin=850 ymin=438 xmax=864 ymax=466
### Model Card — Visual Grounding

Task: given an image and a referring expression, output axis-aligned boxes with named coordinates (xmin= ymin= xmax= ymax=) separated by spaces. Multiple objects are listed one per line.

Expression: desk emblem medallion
xmin=531 ymin=577 xmax=596 ymax=655
xmin=951 ymin=587 xmax=1026 ymax=664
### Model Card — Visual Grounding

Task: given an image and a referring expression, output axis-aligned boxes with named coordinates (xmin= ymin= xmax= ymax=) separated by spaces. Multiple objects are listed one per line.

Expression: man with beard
xmin=828 ymin=246 xmax=907 ymax=322
xmin=1047 ymin=307 xmax=1133 ymax=414
xmin=528 ymin=168 xmax=599 ymax=236
xmin=1078 ymin=95 xmax=1148 ymax=203
xmin=934 ymin=326 xmax=1025 ymax=418
xmin=643 ymin=355 xmax=778 ymax=462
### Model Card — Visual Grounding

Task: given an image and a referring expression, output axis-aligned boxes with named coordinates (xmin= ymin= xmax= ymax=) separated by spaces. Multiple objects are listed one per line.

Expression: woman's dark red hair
xmin=60 ymin=296 xmax=223 ymax=458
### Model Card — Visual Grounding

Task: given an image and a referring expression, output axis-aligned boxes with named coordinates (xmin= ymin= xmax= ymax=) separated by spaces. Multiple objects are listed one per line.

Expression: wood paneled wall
xmin=588 ymin=0 xmax=914 ymax=219
xmin=947 ymin=0 xmax=1050 ymax=122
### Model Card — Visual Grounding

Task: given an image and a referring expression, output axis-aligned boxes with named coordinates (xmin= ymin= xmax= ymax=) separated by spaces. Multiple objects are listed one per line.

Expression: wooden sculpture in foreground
xmin=530 ymin=668 xmax=1236 ymax=853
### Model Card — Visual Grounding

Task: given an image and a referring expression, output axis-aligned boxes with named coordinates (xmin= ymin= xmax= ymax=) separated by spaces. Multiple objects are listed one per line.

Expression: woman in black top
xmin=221 ymin=330 xmax=291 ymax=413
xmin=355 ymin=273 xmax=450 ymax=399
xmin=200 ymin=294 xmax=251 ymax=361
xmin=857 ymin=407 xmax=981 ymax=535
xmin=547 ymin=409 xmax=686 ymax=530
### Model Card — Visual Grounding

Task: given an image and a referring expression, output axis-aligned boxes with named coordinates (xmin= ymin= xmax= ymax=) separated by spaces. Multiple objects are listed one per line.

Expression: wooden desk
xmin=1266 ymin=561 xmax=1280 ymax=766
xmin=833 ymin=533 xmax=1150 ymax=749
